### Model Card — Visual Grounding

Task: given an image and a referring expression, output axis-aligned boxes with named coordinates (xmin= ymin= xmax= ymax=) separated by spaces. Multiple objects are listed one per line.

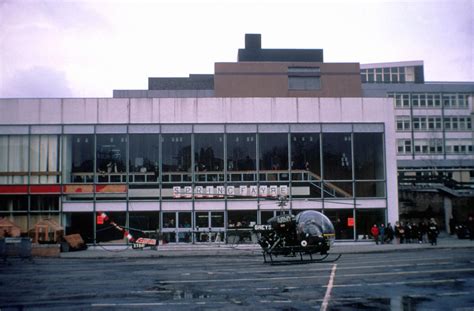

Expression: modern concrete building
xmin=361 ymin=61 xmax=474 ymax=231
xmin=3 ymin=33 xmax=469 ymax=245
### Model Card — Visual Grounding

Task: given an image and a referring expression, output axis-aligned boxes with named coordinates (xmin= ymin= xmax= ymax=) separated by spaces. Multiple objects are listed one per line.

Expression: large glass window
xmin=322 ymin=133 xmax=352 ymax=180
xmin=194 ymin=133 xmax=224 ymax=183
xmin=0 ymin=136 xmax=29 ymax=184
xmin=96 ymin=135 xmax=127 ymax=183
xmin=227 ymin=133 xmax=256 ymax=172
xmin=178 ymin=212 xmax=192 ymax=242
xmin=30 ymin=195 xmax=59 ymax=211
xmin=161 ymin=134 xmax=191 ymax=182
xmin=196 ymin=212 xmax=209 ymax=228
xmin=129 ymin=134 xmax=159 ymax=183
xmin=129 ymin=212 xmax=160 ymax=233
xmin=227 ymin=210 xmax=257 ymax=244
xmin=291 ymin=133 xmax=322 ymax=199
xmin=324 ymin=209 xmax=354 ymax=240
xmin=259 ymin=133 xmax=288 ymax=171
xmin=211 ymin=212 xmax=224 ymax=227
xmin=63 ymin=134 xmax=94 ymax=183
xmin=29 ymin=135 xmax=60 ymax=184
xmin=353 ymin=133 xmax=384 ymax=180
xmin=227 ymin=133 xmax=256 ymax=182
xmin=163 ymin=212 xmax=176 ymax=228
xmin=291 ymin=133 xmax=320 ymax=175
xmin=228 ymin=210 xmax=257 ymax=228
xmin=0 ymin=196 xmax=28 ymax=211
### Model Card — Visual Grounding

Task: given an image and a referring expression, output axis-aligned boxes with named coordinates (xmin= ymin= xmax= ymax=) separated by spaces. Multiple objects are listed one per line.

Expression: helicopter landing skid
xmin=262 ymin=251 xmax=342 ymax=265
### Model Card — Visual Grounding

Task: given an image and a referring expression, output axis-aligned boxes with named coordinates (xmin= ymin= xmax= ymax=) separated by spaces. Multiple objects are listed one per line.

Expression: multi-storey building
xmin=2 ymin=33 xmax=470 ymax=245
xmin=361 ymin=61 xmax=474 ymax=230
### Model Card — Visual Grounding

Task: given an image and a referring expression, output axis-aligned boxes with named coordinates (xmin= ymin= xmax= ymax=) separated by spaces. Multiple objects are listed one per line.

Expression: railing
xmin=0 ymin=172 xmax=61 ymax=177
xmin=71 ymin=172 xmax=157 ymax=183
xmin=1 ymin=170 xmax=352 ymax=198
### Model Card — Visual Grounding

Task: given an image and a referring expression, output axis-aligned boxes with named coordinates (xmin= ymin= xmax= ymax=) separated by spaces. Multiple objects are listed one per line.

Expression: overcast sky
xmin=0 ymin=0 xmax=472 ymax=98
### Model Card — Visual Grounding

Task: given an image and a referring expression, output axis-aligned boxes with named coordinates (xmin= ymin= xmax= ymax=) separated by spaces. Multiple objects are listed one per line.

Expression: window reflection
xmin=96 ymin=135 xmax=127 ymax=183
xmin=196 ymin=212 xmax=209 ymax=228
xmin=30 ymin=195 xmax=59 ymax=211
xmin=163 ymin=212 xmax=176 ymax=228
xmin=65 ymin=134 xmax=94 ymax=183
xmin=227 ymin=133 xmax=256 ymax=171
xmin=129 ymin=135 xmax=159 ymax=183
xmin=194 ymin=134 xmax=224 ymax=172
xmin=322 ymin=133 xmax=352 ymax=180
xmin=354 ymin=133 xmax=384 ymax=180
xmin=259 ymin=133 xmax=288 ymax=171
xmin=161 ymin=135 xmax=191 ymax=183
xmin=291 ymin=133 xmax=320 ymax=176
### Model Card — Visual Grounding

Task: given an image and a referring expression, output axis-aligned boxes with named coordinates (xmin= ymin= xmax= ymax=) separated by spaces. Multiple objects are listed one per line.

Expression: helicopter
xmin=253 ymin=209 xmax=341 ymax=264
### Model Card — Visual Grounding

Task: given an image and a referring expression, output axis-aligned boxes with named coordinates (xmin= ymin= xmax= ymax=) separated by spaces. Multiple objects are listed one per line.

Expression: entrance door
xmin=161 ymin=211 xmax=192 ymax=243
xmin=194 ymin=211 xmax=224 ymax=243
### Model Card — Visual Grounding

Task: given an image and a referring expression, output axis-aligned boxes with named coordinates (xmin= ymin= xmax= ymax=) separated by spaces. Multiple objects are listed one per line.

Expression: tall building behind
xmin=361 ymin=61 xmax=473 ymax=227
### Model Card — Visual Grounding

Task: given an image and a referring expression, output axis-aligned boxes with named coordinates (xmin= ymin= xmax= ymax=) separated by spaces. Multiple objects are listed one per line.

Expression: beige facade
xmin=214 ymin=62 xmax=362 ymax=97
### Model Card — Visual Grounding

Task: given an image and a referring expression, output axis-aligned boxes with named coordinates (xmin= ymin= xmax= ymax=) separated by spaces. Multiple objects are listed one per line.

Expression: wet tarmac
xmin=1 ymin=247 xmax=473 ymax=310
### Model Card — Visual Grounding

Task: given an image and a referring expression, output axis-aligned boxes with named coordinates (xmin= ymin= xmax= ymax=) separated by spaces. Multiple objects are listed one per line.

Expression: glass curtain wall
xmin=291 ymin=133 xmax=322 ymax=199
xmin=161 ymin=134 xmax=191 ymax=203
xmin=0 ymin=124 xmax=388 ymax=242
xmin=259 ymin=133 xmax=288 ymax=172
xmin=96 ymin=134 xmax=127 ymax=183
xmin=227 ymin=133 xmax=257 ymax=188
xmin=129 ymin=134 xmax=159 ymax=183
xmin=322 ymin=133 xmax=353 ymax=198
xmin=259 ymin=132 xmax=289 ymax=191
xmin=353 ymin=133 xmax=385 ymax=197
xmin=161 ymin=134 xmax=191 ymax=183
xmin=29 ymin=135 xmax=60 ymax=184
xmin=194 ymin=133 xmax=224 ymax=182
xmin=63 ymin=134 xmax=94 ymax=183
xmin=0 ymin=135 xmax=29 ymax=184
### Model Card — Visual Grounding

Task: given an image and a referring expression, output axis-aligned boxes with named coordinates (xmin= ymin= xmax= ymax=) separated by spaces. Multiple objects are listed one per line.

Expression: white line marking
xmin=321 ymin=264 xmax=337 ymax=311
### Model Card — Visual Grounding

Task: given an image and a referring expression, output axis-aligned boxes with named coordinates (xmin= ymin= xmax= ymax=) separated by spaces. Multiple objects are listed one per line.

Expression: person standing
xmin=427 ymin=218 xmax=439 ymax=246
xmin=394 ymin=221 xmax=403 ymax=244
xmin=385 ymin=223 xmax=394 ymax=244
xmin=417 ymin=221 xmax=425 ymax=244
xmin=371 ymin=224 xmax=380 ymax=245
xmin=379 ymin=223 xmax=385 ymax=244
xmin=467 ymin=215 xmax=474 ymax=240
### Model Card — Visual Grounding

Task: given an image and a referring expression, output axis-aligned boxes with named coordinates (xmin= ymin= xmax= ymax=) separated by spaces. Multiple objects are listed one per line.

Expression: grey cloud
xmin=0 ymin=66 xmax=73 ymax=98
xmin=0 ymin=0 xmax=109 ymax=31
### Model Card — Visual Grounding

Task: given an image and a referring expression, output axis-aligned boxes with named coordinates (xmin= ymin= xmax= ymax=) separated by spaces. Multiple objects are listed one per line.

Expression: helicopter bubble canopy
xmin=295 ymin=210 xmax=336 ymax=244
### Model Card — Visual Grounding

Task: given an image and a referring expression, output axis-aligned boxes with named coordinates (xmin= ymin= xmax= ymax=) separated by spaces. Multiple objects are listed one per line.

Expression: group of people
xmin=370 ymin=218 xmax=440 ymax=246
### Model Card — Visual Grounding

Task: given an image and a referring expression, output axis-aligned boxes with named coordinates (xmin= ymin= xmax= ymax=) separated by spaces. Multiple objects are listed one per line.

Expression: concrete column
xmin=443 ymin=196 xmax=453 ymax=233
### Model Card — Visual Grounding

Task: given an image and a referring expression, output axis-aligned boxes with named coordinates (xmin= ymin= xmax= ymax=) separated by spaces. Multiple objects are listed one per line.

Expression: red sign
xmin=135 ymin=238 xmax=157 ymax=246
xmin=0 ymin=185 xmax=28 ymax=194
xmin=96 ymin=215 xmax=104 ymax=225
xmin=30 ymin=185 xmax=61 ymax=193
xmin=347 ymin=217 xmax=354 ymax=227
